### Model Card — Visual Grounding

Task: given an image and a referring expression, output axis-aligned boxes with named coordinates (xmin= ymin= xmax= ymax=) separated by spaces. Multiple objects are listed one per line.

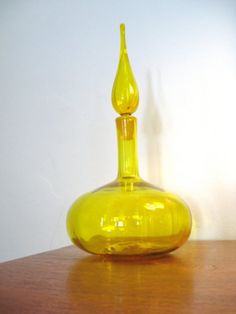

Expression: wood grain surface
xmin=0 ymin=241 xmax=236 ymax=313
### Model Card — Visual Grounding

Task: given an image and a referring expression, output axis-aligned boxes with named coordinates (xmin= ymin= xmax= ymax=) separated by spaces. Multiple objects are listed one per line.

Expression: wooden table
xmin=0 ymin=241 xmax=235 ymax=313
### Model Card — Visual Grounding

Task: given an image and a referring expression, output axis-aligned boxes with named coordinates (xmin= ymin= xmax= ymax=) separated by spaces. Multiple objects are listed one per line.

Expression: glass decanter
xmin=66 ymin=24 xmax=192 ymax=256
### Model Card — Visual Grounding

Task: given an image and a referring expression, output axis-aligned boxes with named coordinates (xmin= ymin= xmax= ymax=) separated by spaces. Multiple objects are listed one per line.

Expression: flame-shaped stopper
xmin=112 ymin=24 xmax=139 ymax=115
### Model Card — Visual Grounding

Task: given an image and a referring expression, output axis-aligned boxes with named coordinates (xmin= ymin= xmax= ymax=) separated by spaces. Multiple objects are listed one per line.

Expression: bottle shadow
xmin=142 ymin=69 xmax=202 ymax=238
xmin=142 ymin=70 xmax=164 ymax=187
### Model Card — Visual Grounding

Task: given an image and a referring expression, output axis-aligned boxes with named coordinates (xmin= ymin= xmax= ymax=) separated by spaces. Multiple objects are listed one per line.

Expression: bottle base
xmin=72 ymin=234 xmax=189 ymax=257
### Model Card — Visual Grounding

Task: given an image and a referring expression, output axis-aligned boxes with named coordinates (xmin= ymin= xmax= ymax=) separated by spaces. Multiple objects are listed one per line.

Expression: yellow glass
xmin=67 ymin=24 xmax=192 ymax=256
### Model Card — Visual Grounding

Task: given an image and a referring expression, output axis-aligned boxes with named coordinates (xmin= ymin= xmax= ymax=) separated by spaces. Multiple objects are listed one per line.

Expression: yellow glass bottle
xmin=66 ymin=24 xmax=192 ymax=256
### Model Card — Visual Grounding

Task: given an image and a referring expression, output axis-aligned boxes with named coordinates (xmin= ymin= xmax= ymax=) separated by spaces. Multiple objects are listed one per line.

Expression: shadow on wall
xmin=143 ymin=70 xmax=163 ymax=187
xmin=142 ymin=69 xmax=202 ymax=239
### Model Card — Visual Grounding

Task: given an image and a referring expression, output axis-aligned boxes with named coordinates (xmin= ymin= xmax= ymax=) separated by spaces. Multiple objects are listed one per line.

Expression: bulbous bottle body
xmin=67 ymin=179 xmax=191 ymax=256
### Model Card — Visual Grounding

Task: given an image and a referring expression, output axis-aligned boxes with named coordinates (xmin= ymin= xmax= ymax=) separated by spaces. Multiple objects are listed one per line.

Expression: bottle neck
xmin=116 ymin=115 xmax=139 ymax=179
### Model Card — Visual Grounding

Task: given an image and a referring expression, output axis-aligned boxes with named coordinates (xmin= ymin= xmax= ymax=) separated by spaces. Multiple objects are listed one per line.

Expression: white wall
xmin=1 ymin=0 xmax=236 ymax=262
